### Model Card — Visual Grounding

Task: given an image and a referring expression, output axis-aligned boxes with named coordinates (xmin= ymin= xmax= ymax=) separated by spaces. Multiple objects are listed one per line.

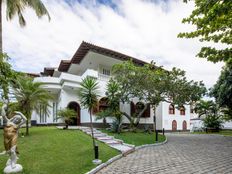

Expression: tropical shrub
xmin=57 ymin=108 xmax=77 ymax=129
xmin=203 ymin=115 xmax=223 ymax=131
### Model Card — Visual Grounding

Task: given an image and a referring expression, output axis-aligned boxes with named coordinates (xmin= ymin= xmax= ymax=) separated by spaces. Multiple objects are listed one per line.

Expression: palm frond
xmin=78 ymin=77 xmax=100 ymax=111
xmin=6 ymin=0 xmax=50 ymax=26
xmin=24 ymin=0 xmax=51 ymax=20
xmin=12 ymin=76 xmax=52 ymax=119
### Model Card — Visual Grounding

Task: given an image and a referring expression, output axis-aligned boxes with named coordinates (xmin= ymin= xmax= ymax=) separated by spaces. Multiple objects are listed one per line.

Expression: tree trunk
xmin=89 ymin=109 xmax=96 ymax=151
xmin=122 ymin=103 xmax=148 ymax=129
xmin=26 ymin=119 xmax=29 ymax=136
xmin=135 ymin=103 xmax=149 ymax=126
xmin=0 ymin=0 xmax=2 ymax=54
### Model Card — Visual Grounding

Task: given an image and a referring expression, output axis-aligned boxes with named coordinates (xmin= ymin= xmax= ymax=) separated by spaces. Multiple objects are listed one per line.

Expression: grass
xmin=0 ymin=127 xmax=119 ymax=174
xmin=102 ymin=129 xmax=166 ymax=146
xmin=192 ymin=130 xmax=232 ymax=136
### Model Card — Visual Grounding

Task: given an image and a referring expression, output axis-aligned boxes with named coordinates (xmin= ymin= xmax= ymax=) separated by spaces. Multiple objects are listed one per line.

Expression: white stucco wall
xmin=32 ymin=52 xmax=192 ymax=130
xmin=162 ymin=102 xmax=190 ymax=130
xmin=223 ymin=121 xmax=232 ymax=129
xmin=155 ymin=103 xmax=163 ymax=130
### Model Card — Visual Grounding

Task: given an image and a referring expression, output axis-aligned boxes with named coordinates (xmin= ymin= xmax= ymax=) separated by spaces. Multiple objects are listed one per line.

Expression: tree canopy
xmin=178 ymin=0 xmax=232 ymax=63
xmin=108 ymin=61 xmax=206 ymax=129
xmin=210 ymin=63 xmax=232 ymax=119
xmin=0 ymin=53 xmax=16 ymax=100
xmin=13 ymin=76 xmax=52 ymax=135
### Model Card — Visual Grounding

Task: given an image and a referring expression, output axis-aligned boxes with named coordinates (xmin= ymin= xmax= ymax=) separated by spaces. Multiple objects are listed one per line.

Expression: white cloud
xmin=3 ymin=0 xmax=223 ymax=88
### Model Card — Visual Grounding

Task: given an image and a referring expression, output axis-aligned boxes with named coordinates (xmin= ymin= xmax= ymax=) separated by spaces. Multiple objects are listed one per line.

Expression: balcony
xmin=82 ymin=69 xmax=98 ymax=79
xmin=34 ymin=77 xmax=60 ymax=84
xmin=34 ymin=69 xmax=110 ymax=91
xmin=98 ymin=73 xmax=110 ymax=81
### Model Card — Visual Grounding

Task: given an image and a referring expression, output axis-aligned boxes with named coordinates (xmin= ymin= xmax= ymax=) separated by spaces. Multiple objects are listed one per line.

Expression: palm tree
xmin=0 ymin=0 xmax=50 ymax=53
xmin=57 ymin=108 xmax=77 ymax=129
xmin=194 ymin=100 xmax=218 ymax=117
xmin=96 ymin=79 xmax=123 ymax=133
xmin=13 ymin=76 xmax=52 ymax=135
xmin=78 ymin=77 xmax=99 ymax=154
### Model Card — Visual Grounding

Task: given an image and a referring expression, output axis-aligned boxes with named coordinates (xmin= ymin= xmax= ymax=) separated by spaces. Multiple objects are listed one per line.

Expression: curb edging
xmin=135 ymin=136 xmax=168 ymax=150
xmin=86 ymin=154 xmax=123 ymax=174
xmin=86 ymin=136 xmax=168 ymax=174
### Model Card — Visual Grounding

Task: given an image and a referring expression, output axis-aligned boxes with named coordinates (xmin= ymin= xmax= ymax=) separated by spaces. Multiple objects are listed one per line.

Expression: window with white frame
xmin=53 ymin=102 xmax=58 ymax=122
xmin=39 ymin=105 xmax=47 ymax=123
xmin=102 ymin=68 xmax=110 ymax=76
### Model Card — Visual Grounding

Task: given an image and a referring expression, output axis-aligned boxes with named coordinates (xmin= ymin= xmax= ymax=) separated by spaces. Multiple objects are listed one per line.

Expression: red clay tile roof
xmin=58 ymin=41 xmax=148 ymax=72
xmin=58 ymin=60 xmax=71 ymax=72
xmin=26 ymin=73 xmax=40 ymax=77
xmin=70 ymin=41 xmax=146 ymax=66
xmin=43 ymin=41 xmax=149 ymax=75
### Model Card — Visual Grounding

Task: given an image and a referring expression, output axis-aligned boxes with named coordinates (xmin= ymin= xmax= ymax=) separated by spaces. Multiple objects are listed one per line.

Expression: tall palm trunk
xmin=89 ymin=109 xmax=96 ymax=151
xmin=0 ymin=0 xmax=2 ymax=54
xmin=25 ymin=111 xmax=30 ymax=135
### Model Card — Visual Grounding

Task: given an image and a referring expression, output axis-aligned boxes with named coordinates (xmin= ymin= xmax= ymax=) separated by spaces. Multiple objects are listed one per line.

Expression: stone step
xmin=74 ymin=126 xmax=135 ymax=156
xmin=86 ymin=132 xmax=107 ymax=136
xmin=96 ymin=136 xmax=113 ymax=141
xmin=110 ymin=144 xmax=134 ymax=153
xmin=101 ymin=139 xmax=122 ymax=145
xmin=93 ymin=134 xmax=107 ymax=138
xmin=79 ymin=128 xmax=97 ymax=131
xmin=85 ymin=131 xmax=101 ymax=134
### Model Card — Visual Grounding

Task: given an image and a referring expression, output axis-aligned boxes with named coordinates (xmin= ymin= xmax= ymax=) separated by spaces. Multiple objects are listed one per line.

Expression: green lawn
xmin=192 ymin=130 xmax=232 ymax=136
xmin=0 ymin=127 xmax=119 ymax=174
xmin=102 ymin=129 xmax=166 ymax=146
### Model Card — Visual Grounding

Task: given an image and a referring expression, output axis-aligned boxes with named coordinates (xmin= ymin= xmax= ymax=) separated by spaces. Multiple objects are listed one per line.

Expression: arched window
xmin=92 ymin=100 xmax=99 ymax=115
xmin=99 ymin=97 xmax=109 ymax=111
xmin=172 ymin=120 xmax=177 ymax=131
xmin=130 ymin=101 xmax=136 ymax=116
xmin=169 ymin=104 xmax=175 ymax=115
xmin=143 ymin=104 xmax=150 ymax=118
xmin=130 ymin=102 xmax=150 ymax=118
xmin=183 ymin=120 xmax=187 ymax=130
xmin=180 ymin=106 xmax=185 ymax=115
xmin=135 ymin=102 xmax=145 ymax=115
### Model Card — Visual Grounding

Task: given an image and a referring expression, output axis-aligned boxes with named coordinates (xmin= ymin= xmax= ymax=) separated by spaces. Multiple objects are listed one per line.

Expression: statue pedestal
xmin=4 ymin=164 xmax=23 ymax=174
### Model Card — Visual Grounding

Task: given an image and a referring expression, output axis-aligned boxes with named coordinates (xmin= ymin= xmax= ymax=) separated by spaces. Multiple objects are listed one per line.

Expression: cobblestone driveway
xmin=97 ymin=134 xmax=232 ymax=174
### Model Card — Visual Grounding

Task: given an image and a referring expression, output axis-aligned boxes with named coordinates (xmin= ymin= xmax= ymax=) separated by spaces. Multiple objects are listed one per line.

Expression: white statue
xmin=0 ymin=100 xmax=27 ymax=173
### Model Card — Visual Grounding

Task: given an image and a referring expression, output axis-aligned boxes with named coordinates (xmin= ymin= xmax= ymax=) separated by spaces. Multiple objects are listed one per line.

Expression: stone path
xmin=97 ymin=134 xmax=232 ymax=174
xmin=57 ymin=126 xmax=134 ymax=155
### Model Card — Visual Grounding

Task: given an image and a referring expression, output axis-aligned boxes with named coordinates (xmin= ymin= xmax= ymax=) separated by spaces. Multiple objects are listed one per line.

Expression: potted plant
xmin=57 ymin=108 xmax=77 ymax=129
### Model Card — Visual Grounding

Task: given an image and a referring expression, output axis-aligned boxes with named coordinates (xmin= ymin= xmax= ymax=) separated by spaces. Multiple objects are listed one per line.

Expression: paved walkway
xmin=97 ymin=134 xmax=232 ymax=174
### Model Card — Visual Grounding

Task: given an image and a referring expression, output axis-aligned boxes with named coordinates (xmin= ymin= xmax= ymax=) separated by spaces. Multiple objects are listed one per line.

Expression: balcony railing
xmin=98 ymin=73 xmax=110 ymax=81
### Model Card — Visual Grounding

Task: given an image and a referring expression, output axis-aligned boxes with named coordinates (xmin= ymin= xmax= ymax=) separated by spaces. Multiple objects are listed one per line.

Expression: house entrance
xmin=67 ymin=101 xmax=81 ymax=125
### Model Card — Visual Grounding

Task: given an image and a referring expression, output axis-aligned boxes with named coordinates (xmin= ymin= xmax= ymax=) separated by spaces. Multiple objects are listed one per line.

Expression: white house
xmin=31 ymin=41 xmax=193 ymax=131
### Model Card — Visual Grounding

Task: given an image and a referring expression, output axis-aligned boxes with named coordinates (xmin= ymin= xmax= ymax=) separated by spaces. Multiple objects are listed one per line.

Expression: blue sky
xmin=3 ymin=0 xmax=223 ymax=88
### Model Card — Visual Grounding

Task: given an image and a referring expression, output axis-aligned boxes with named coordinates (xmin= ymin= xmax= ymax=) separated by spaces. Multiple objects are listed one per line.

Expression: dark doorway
xmin=67 ymin=102 xmax=81 ymax=125
xmin=172 ymin=120 xmax=177 ymax=131
xmin=183 ymin=120 xmax=187 ymax=130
